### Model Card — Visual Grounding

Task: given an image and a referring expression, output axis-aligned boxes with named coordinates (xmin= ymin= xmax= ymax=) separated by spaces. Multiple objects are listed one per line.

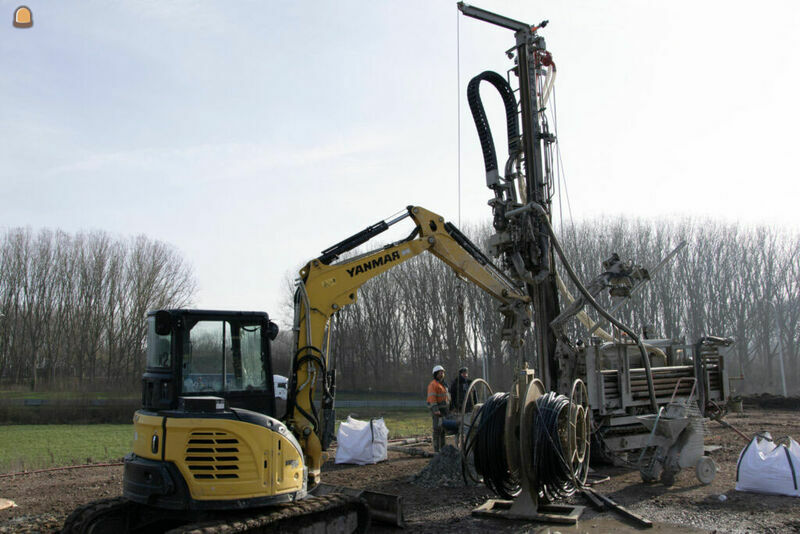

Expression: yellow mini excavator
xmin=61 ymin=205 xmax=530 ymax=534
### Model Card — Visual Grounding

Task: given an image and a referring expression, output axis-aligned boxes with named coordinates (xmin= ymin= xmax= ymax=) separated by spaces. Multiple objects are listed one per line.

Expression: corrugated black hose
xmin=466 ymin=71 xmax=521 ymax=183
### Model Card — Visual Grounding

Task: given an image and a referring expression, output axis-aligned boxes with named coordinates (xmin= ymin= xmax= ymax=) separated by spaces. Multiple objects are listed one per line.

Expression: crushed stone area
xmin=1 ymin=407 xmax=798 ymax=533
xmin=410 ymin=445 xmax=479 ymax=488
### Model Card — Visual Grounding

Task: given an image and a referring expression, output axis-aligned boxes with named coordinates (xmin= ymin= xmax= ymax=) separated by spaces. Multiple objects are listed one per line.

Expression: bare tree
xmin=0 ymin=228 xmax=197 ymax=391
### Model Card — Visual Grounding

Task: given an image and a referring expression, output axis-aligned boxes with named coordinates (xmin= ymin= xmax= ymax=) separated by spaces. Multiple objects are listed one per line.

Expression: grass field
xmin=0 ymin=424 xmax=134 ymax=473
xmin=0 ymin=408 xmax=430 ymax=473
xmin=0 ymin=388 xmax=138 ymax=400
xmin=0 ymin=389 xmax=421 ymax=401
xmin=337 ymin=407 xmax=429 ymax=439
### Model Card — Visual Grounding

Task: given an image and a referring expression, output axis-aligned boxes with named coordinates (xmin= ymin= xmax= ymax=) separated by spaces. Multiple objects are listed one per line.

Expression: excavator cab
xmin=95 ymin=309 xmax=347 ymax=532
xmin=141 ymin=309 xmax=280 ymax=417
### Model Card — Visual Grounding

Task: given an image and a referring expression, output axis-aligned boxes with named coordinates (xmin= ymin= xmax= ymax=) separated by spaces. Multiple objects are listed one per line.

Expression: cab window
xmin=183 ymin=320 xmax=266 ymax=393
xmin=146 ymin=316 xmax=171 ymax=368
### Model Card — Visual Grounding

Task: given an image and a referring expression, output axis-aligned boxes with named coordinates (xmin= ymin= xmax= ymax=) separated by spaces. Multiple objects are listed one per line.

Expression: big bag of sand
xmin=335 ymin=416 xmax=389 ymax=465
xmin=735 ymin=432 xmax=800 ymax=497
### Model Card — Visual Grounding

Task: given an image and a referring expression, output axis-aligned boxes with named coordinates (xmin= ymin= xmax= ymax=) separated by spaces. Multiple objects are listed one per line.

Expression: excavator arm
xmin=284 ymin=205 xmax=530 ymax=486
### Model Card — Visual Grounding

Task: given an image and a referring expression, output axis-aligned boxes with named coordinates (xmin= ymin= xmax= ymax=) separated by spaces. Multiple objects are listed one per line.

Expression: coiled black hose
xmin=468 ymin=390 xmax=584 ymax=502
xmin=530 ymin=391 xmax=579 ymax=502
xmin=464 ymin=392 xmax=520 ymax=499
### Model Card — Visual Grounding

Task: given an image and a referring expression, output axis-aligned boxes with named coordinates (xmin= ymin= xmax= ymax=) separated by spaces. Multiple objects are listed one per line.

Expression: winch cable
xmin=551 ymin=89 xmax=577 ymax=239
xmin=551 ymin=98 xmax=565 ymax=233
xmin=464 ymin=392 xmax=520 ymax=499
xmin=457 ymin=7 xmax=462 ymax=225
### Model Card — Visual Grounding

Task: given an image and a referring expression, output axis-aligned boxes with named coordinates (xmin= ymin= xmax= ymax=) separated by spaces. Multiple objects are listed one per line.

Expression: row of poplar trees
xmin=2 ymin=218 xmax=797 ymax=395
xmin=0 ymin=228 xmax=195 ymax=390
xmin=274 ymin=218 xmax=799 ymax=397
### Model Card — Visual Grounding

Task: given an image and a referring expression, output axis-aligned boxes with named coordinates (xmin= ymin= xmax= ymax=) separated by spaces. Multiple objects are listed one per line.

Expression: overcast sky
xmin=2 ymin=1 xmax=799 ymax=324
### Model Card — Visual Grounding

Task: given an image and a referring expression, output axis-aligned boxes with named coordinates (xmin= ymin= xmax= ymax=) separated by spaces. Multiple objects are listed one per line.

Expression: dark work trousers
xmin=431 ymin=403 xmax=448 ymax=452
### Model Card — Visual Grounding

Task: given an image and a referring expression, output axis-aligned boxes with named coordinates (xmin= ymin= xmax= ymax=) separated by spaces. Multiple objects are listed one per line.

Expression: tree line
xmin=274 ymin=218 xmax=800 ymax=396
xmin=2 ymin=218 xmax=797 ymax=397
xmin=0 ymin=228 xmax=196 ymax=390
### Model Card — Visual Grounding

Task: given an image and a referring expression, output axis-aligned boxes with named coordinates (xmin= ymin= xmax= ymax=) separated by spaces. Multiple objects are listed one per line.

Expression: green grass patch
xmin=0 ymin=402 xmax=139 ymax=424
xmin=334 ymin=391 xmax=421 ymax=401
xmin=0 ymin=424 xmax=133 ymax=473
xmin=335 ymin=407 xmax=429 ymax=439
xmin=0 ymin=390 xmax=138 ymax=400
xmin=0 ymin=409 xmax=431 ymax=474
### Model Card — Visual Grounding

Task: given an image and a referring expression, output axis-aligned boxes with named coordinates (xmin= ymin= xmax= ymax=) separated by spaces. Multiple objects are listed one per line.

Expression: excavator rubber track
xmin=61 ymin=494 xmax=370 ymax=534
xmin=61 ymin=497 xmax=133 ymax=534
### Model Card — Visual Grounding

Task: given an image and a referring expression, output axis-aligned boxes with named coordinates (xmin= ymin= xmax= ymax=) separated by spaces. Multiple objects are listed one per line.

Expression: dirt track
xmin=1 ymin=407 xmax=798 ymax=533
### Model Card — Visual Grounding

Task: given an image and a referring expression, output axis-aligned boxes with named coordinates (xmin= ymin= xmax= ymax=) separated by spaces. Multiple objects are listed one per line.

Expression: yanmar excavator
xmin=61 ymin=205 xmax=530 ymax=534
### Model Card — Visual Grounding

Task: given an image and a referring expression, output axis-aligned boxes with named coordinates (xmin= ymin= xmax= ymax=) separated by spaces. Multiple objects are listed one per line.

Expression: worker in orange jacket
xmin=427 ymin=365 xmax=450 ymax=452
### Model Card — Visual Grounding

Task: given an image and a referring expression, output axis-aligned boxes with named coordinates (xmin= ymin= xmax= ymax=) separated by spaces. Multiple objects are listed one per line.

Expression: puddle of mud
xmin=532 ymin=517 xmax=708 ymax=533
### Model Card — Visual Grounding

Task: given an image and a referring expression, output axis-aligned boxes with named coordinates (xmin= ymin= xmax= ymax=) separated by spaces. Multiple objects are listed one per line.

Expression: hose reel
xmin=463 ymin=376 xmax=590 ymax=521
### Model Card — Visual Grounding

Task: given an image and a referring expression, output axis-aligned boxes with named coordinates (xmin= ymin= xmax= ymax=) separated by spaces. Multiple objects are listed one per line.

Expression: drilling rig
xmin=456 ymin=3 xmax=730 ymax=516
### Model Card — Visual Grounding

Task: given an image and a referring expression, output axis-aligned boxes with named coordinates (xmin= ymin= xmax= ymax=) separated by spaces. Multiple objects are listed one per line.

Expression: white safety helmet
xmin=432 ymin=365 xmax=445 ymax=377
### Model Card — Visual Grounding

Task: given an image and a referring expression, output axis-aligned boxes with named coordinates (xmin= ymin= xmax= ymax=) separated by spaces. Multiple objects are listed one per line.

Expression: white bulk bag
xmin=735 ymin=432 xmax=800 ymax=497
xmin=335 ymin=416 xmax=389 ymax=465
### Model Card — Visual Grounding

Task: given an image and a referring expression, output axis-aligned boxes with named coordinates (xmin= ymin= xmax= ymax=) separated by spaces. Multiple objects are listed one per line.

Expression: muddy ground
xmin=1 ymin=406 xmax=798 ymax=533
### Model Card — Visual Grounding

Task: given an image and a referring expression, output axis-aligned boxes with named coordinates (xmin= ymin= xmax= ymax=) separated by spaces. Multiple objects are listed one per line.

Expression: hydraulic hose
xmin=466 ymin=71 xmax=520 ymax=187
xmin=510 ymin=202 xmax=659 ymax=411
xmin=554 ymin=272 xmax=614 ymax=342
xmin=288 ymin=282 xmax=334 ymax=432
xmin=287 ymin=349 xmax=325 ymax=432
xmin=554 ymin=272 xmax=669 ymax=363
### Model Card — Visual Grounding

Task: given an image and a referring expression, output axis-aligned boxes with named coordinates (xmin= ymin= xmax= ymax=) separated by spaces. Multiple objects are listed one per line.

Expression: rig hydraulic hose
xmin=554 ymin=271 xmax=670 ymax=363
xmin=466 ymin=71 xmax=520 ymax=186
xmin=514 ymin=202 xmax=659 ymax=411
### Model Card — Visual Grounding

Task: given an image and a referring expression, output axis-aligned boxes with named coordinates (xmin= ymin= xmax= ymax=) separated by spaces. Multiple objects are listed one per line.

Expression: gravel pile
xmin=411 ymin=445 xmax=479 ymax=488
xmin=0 ymin=513 xmax=61 ymax=533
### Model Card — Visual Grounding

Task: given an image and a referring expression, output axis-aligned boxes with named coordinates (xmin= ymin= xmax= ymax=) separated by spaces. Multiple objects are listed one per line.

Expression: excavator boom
xmin=285 ymin=205 xmax=530 ymax=486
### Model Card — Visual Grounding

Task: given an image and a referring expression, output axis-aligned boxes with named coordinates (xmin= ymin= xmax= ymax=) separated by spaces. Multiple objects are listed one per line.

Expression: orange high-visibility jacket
xmin=427 ymin=379 xmax=449 ymax=406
